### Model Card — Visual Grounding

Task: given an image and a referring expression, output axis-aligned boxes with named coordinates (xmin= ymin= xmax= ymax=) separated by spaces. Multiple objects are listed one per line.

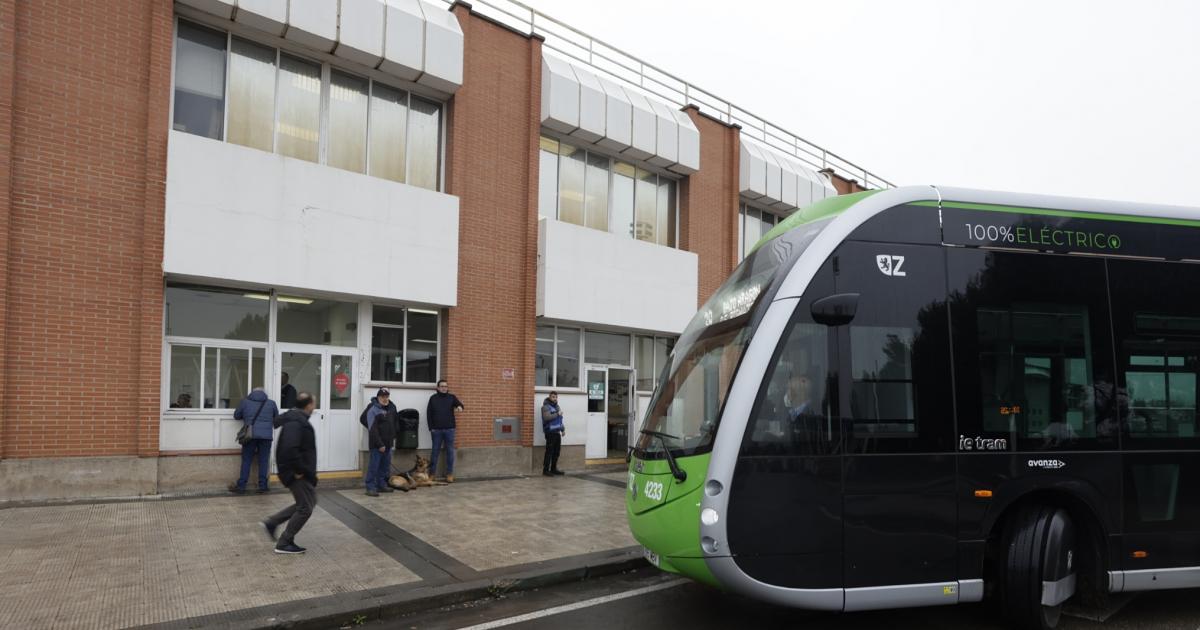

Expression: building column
xmin=679 ymin=105 xmax=741 ymax=305
xmin=0 ymin=0 xmax=15 ymax=460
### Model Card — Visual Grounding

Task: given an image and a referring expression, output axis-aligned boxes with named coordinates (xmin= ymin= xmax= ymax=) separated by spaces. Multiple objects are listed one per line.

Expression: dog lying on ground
xmin=389 ymin=455 xmax=447 ymax=490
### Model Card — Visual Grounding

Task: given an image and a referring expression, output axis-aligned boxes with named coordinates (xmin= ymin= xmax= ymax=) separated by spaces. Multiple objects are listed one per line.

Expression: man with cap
xmin=364 ymin=387 xmax=398 ymax=496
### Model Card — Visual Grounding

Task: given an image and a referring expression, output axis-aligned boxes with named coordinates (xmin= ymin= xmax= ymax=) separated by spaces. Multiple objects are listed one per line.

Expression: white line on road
xmin=454 ymin=578 xmax=689 ymax=630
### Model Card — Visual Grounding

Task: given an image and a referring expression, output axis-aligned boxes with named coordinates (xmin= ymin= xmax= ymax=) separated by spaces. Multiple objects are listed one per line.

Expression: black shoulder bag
xmin=236 ymin=398 xmax=268 ymax=446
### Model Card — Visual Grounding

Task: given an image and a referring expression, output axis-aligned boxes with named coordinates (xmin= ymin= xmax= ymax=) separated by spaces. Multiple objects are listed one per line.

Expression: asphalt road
xmin=381 ymin=567 xmax=1200 ymax=630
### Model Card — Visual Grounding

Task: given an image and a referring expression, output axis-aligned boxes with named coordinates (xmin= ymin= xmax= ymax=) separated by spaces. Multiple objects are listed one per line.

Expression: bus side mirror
xmin=811 ymin=293 xmax=859 ymax=326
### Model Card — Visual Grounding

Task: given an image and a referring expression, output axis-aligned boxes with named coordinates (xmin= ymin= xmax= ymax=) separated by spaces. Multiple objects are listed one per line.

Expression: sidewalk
xmin=0 ymin=470 xmax=642 ymax=629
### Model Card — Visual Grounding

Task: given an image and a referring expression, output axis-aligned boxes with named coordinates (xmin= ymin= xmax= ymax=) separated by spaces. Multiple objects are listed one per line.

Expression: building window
xmin=172 ymin=18 xmax=443 ymax=190
xmin=634 ymin=335 xmax=676 ymax=392
xmin=539 ymin=135 xmax=677 ymax=247
xmin=535 ymin=325 xmax=581 ymax=388
xmin=371 ymin=306 xmax=441 ymax=383
xmin=164 ymin=284 xmax=271 ymax=410
xmin=738 ymin=202 xmax=781 ymax=260
xmin=276 ymin=297 xmax=358 ymax=346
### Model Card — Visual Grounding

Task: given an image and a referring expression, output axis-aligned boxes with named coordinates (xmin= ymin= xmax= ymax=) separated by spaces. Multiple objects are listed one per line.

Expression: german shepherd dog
xmin=389 ymin=455 xmax=447 ymax=490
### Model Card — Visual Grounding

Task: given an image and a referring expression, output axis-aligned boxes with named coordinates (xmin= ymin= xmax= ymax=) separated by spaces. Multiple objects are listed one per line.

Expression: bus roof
xmin=751 ymin=185 xmax=1200 ymax=256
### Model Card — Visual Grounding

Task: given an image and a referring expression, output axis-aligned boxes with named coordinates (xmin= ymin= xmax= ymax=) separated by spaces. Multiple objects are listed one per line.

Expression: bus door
xmin=831 ymin=242 xmax=958 ymax=599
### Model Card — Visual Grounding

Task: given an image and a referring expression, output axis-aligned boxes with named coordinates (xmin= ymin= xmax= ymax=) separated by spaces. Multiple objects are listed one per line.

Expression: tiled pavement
xmin=0 ymin=472 xmax=633 ymax=629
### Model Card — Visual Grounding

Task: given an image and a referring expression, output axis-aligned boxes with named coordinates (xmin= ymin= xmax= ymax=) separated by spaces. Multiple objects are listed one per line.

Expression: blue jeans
xmin=237 ymin=438 xmax=271 ymax=490
xmin=430 ymin=428 xmax=456 ymax=476
xmin=366 ymin=448 xmax=392 ymax=490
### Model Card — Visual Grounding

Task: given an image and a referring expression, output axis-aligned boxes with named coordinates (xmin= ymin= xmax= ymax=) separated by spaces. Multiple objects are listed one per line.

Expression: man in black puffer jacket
xmin=261 ymin=392 xmax=318 ymax=555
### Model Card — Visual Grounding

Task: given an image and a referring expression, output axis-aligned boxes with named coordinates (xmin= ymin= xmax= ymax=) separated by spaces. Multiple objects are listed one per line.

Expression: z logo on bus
xmin=643 ymin=480 xmax=665 ymax=501
xmin=876 ymin=255 xmax=907 ymax=277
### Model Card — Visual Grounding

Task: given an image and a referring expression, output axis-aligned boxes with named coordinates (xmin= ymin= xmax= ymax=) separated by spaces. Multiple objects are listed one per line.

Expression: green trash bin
xmin=396 ymin=408 xmax=419 ymax=450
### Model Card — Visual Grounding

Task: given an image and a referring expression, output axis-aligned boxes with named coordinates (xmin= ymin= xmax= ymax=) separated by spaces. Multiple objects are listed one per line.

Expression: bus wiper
xmin=640 ymin=429 xmax=687 ymax=483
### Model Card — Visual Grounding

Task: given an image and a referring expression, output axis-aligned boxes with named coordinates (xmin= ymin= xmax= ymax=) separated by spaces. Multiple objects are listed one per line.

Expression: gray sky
xmin=521 ymin=0 xmax=1200 ymax=207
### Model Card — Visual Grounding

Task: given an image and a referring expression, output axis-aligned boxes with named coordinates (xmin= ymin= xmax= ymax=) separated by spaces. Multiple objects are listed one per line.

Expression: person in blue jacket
xmin=541 ymin=391 xmax=565 ymax=476
xmin=229 ymin=387 xmax=280 ymax=494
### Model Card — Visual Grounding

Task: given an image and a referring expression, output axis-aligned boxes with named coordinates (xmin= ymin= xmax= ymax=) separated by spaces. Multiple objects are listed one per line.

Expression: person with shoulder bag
xmin=230 ymin=387 xmax=280 ymax=494
xmin=541 ymin=391 xmax=565 ymax=476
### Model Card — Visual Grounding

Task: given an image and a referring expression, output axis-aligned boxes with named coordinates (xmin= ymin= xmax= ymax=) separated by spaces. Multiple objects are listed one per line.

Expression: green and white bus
xmin=627 ymin=186 xmax=1200 ymax=629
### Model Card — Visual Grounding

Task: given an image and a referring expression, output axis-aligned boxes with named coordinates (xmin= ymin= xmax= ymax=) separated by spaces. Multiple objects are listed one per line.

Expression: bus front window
xmin=637 ymin=218 xmax=833 ymax=459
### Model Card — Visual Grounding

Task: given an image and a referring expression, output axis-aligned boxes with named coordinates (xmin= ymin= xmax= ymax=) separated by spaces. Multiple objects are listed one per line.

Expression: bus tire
xmin=1003 ymin=504 xmax=1076 ymax=630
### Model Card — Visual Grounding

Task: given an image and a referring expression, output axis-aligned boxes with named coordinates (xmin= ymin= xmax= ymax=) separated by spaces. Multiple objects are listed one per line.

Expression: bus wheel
xmin=1003 ymin=504 xmax=1076 ymax=630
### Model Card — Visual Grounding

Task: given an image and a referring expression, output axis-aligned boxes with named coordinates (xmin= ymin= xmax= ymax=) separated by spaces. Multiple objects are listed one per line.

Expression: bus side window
xmin=741 ymin=263 xmax=836 ymax=457
xmin=947 ymin=249 xmax=1116 ymax=451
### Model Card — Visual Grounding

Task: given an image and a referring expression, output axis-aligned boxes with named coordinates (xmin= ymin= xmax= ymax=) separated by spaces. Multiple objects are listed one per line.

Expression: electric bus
xmin=626 ymin=185 xmax=1200 ymax=629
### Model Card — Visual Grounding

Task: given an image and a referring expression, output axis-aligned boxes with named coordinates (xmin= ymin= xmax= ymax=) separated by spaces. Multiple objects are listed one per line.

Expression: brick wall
xmin=680 ymin=106 xmax=741 ymax=305
xmin=1 ymin=1 xmax=168 ymax=459
xmin=443 ymin=6 xmax=541 ymax=448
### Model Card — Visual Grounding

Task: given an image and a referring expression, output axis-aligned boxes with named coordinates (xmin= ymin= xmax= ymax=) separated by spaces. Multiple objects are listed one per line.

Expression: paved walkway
xmin=0 ymin=472 xmax=636 ymax=629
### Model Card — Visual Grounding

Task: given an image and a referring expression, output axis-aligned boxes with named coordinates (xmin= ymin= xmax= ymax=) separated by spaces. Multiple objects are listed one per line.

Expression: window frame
xmin=170 ymin=15 xmax=444 ymax=191
xmin=538 ymin=134 xmax=680 ymax=248
xmin=369 ymin=306 xmax=442 ymax=386
xmin=635 ymin=334 xmax=677 ymax=394
xmin=534 ymin=324 xmax=585 ymax=391
xmin=163 ymin=337 xmax=268 ymax=414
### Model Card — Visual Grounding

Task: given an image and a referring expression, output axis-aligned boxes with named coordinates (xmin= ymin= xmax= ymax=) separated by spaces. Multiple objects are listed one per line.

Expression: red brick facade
xmin=443 ymin=7 xmax=542 ymax=448
xmin=1 ymin=0 xmax=169 ymax=460
xmin=679 ymin=106 xmax=741 ymax=305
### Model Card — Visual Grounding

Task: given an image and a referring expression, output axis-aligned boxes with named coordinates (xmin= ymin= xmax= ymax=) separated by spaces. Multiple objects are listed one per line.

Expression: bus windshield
xmin=636 ymin=219 xmax=832 ymax=458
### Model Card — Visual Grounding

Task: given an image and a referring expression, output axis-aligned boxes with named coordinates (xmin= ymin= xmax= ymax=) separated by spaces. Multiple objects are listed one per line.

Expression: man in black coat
xmin=261 ymin=392 xmax=318 ymax=554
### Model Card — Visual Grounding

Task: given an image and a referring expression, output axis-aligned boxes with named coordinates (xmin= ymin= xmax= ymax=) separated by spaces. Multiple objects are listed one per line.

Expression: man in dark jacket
xmin=541 ymin=391 xmax=565 ymax=476
xmin=261 ymin=392 xmax=318 ymax=554
xmin=426 ymin=380 xmax=464 ymax=482
xmin=230 ymin=388 xmax=280 ymax=494
xmin=365 ymin=388 xmax=398 ymax=496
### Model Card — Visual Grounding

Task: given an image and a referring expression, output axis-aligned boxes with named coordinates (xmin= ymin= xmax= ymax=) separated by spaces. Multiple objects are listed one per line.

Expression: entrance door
xmin=607 ymin=368 xmax=633 ymax=458
xmin=585 ymin=367 xmax=608 ymax=459
xmin=277 ymin=345 xmax=358 ymax=471
xmin=832 ymin=242 xmax=957 ymax=594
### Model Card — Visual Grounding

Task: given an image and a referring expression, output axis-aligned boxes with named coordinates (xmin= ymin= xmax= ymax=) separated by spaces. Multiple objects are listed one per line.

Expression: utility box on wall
xmin=493 ymin=416 xmax=520 ymax=441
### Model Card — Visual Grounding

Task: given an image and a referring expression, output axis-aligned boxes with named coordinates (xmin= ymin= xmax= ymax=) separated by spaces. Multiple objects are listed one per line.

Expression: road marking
xmin=455 ymin=578 xmax=689 ymax=629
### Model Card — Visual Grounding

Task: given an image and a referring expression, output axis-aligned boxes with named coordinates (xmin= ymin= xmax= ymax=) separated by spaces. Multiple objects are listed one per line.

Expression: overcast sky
xmin=520 ymin=0 xmax=1200 ymax=207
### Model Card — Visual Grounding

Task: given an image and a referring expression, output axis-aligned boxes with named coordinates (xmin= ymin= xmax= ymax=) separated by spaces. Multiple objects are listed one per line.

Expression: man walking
xmin=365 ymin=387 xmax=397 ymax=496
xmin=426 ymin=380 xmax=464 ymax=482
xmin=262 ymin=392 xmax=318 ymax=554
xmin=230 ymin=387 xmax=279 ymax=494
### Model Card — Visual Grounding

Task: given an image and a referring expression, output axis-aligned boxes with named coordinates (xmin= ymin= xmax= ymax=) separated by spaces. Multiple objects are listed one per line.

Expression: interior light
xmin=243 ymin=293 xmax=270 ymax=301
xmin=974 ymin=489 xmax=993 ymax=498
xmin=277 ymin=296 xmax=314 ymax=305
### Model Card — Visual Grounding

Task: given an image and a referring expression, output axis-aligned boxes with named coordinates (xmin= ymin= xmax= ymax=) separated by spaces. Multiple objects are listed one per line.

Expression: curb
xmin=145 ymin=549 xmax=646 ymax=629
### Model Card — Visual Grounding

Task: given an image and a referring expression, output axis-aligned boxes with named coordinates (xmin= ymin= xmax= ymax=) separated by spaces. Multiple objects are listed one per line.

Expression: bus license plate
xmin=643 ymin=547 xmax=660 ymax=567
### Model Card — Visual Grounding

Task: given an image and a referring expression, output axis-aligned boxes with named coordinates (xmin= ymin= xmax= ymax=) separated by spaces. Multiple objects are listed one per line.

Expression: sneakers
xmin=551 ymin=469 xmax=565 ymax=476
xmin=365 ymin=489 xmax=379 ymax=497
xmin=228 ymin=483 xmax=245 ymax=495
xmin=445 ymin=474 xmax=455 ymax=483
xmin=274 ymin=543 xmax=306 ymax=555
xmin=261 ymin=521 xmax=278 ymax=542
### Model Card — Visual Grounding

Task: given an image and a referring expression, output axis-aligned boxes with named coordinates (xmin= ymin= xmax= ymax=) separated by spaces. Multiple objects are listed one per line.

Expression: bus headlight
xmin=701 ymin=507 xmax=720 ymax=526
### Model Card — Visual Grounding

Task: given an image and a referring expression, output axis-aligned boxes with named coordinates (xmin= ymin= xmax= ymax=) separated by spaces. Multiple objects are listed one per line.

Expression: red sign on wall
xmin=333 ymin=373 xmax=350 ymax=395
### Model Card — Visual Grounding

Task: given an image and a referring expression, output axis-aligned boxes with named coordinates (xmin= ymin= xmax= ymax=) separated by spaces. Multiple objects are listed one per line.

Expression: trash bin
xmin=396 ymin=408 xmax=419 ymax=450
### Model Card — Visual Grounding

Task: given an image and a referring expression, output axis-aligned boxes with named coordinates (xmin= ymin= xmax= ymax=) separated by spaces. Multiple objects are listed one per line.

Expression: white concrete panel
xmin=621 ymin=87 xmax=657 ymax=161
xmin=796 ymin=163 xmax=822 ymax=207
xmin=235 ymin=0 xmax=287 ymax=35
xmin=780 ymin=160 xmax=799 ymax=209
xmin=818 ymin=171 xmax=837 ymax=200
xmin=417 ymin=1 xmax=464 ymax=93
xmin=160 ymin=417 xmax=222 ymax=450
xmin=570 ymin=64 xmax=607 ymax=144
xmin=336 ymin=0 xmax=386 ymax=68
xmin=738 ymin=139 xmax=767 ymax=200
xmin=165 ymin=131 xmax=459 ymax=307
xmin=532 ymin=393 xmax=587 ymax=447
xmin=763 ymin=147 xmax=783 ymax=206
xmin=286 ymin=0 xmax=338 ymax=52
xmin=177 ymin=0 xmax=235 ymax=19
xmin=537 ymin=217 xmax=697 ymax=334
xmin=595 ymin=76 xmax=632 ymax=152
xmin=669 ymin=109 xmax=700 ymax=174
xmin=541 ymin=55 xmax=580 ymax=134
xmin=647 ymin=99 xmax=678 ymax=168
xmin=381 ymin=0 xmax=424 ymax=81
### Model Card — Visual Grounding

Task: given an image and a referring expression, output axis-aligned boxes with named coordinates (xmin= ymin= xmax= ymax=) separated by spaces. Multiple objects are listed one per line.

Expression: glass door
xmin=585 ymin=366 xmax=608 ymax=459
xmin=276 ymin=345 xmax=358 ymax=472
xmin=607 ymin=368 xmax=632 ymax=458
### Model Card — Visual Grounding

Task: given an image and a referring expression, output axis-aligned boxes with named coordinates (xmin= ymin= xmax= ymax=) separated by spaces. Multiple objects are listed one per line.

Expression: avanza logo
xmin=1028 ymin=459 xmax=1066 ymax=470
